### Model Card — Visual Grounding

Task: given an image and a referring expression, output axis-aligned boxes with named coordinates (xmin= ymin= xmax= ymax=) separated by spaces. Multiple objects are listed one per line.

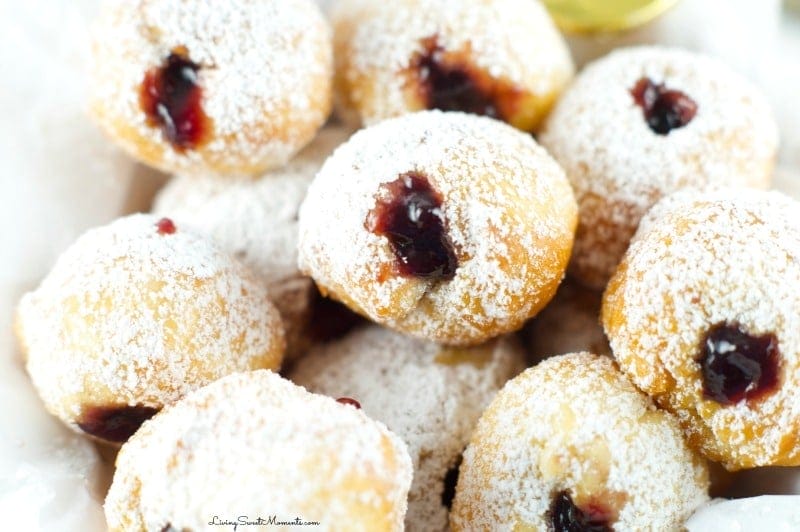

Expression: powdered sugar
xmin=540 ymin=46 xmax=779 ymax=289
xmin=297 ymin=110 xmax=577 ymax=345
xmin=331 ymin=0 xmax=573 ymax=127
xmin=289 ymin=326 xmax=526 ymax=531
xmin=602 ymin=188 xmax=800 ymax=469
xmin=451 ymin=353 xmax=709 ymax=530
xmin=16 ymin=214 xmax=285 ymax=431
xmin=89 ymin=0 xmax=332 ymax=177
xmin=104 ymin=370 xmax=413 ymax=531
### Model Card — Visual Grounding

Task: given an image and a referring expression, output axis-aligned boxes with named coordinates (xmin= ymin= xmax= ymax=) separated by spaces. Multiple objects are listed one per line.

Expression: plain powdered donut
xmin=451 ymin=353 xmax=709 ymax=531
xmin=15 ymin=214 xmax=285 ymax=444
xmin=289 ymin=325 xmax=526 ymax=531
xmin=331 ymin=0 xmax=573 ymax=132
xmin=539 ymin=46 xmax=778 ymax=290
xmin=104 ymin=370 xmax=413 ymax=532
xmin=89 ymin=0 xmax=332 ymax=178
xmin=603 ymin=188 xmax=800 ymax=470
xmin=153 ymin=126 xmax=353 ymax=358
xmin=297 ymin=110 xmax=578 ymax=346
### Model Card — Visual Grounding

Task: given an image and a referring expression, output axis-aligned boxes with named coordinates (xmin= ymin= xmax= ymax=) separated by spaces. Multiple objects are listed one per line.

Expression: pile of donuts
xmin=14 ymin=0 xmax=798 ymax=530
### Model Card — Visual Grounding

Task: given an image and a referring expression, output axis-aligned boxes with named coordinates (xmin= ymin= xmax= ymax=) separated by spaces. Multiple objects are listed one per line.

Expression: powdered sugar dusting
xmin=451 ymin=353 xmax=709 ymax=530
xmin=602 ymin=188 xmax=800 ymax=469
xmin=104 ymin=370 xmax=413 ymax=531
xmin=16 ymin=214 xmax=285 ymax=430
xmin=152 ymin=126 xmax=353 ymax=355
xmin=297 ymin=110 xmax=577 ymax=346
xmin=331 ymin=0 xmax=573 ymax=126
xmin=539 ymin=46 xmax=778 ymax=289
xmin=289 ymin=326 xmax=526 ymax=531
xmin=89 ymin=0 xmax=332 ymax=176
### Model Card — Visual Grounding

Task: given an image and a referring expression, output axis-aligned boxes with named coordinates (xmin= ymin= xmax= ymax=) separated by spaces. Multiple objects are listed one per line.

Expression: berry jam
xmin=140 ymin=48 xmax=210 ymax=150
xmin=156 ymin=217 xmax=177 ymax=235
xmin=441 ymin=454 xmax=462 ymax=510
xmin=366 ymin=172 xmax=457 ymax=281
xmin=336 ymin=397 xmax=362 ymax=409
xmin=630 ymin=77 xmax=697 ymax=135
xmin=549 ymin=491 xmax=612 ymax=532
xmin=411 ymin=37 xmax=523 ymax=125
xmin=77 ymin=404 xmax=159 ymax=443
xmin=699 ymin=322 xmax=780 ymax=405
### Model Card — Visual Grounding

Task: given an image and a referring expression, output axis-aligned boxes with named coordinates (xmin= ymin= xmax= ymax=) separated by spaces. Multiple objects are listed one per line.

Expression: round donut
xmin=289 ymin=325 xmax=526 ymax=531
xmin=451 ymin=352 xmax=709 ymax=531
xmin=152 ymin=126 xmax=353 ymax=358
xmin=15 ymin=214 xmax=285 ymax=444
xmin=331 ymin=0 xmax=573 ymax=132
xmin=297 ymin=110 xmax=578 ymax=346
xmin=539 ymin=46 xmax=778 ymax=289
xmin=602 ymin=188 xmax=800 ymax=470
xmin=104 ymin=370 xmax=413 ymax=531
xmin=89 ymin=0 xmax=332 ymax=178
xmin=524 ymin=280 xmax=611 ymax=363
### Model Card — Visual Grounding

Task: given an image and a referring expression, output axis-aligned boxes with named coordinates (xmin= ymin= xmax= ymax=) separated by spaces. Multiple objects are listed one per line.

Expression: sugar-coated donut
xmin=297 ymin=111 xmax=578 ymax=346
xmin=104 ymin=370 xmax=413 ymax=532
xmin=153 ymin=126 xmax=353 ymax=358
xmin=524 ymin=280 xmax=611 ymax=363
xmin=15 ymin=214 xmax=285 ymax=444
xmin=539 ymin=46 xmax=778 ymax=289
xmin=289 ymin=325 xmax=526 ymax=531
xmin=603 ymin=188 xmax=800 ymax=470
xmin=331 ymin=0 xmax=573 ymax=132
xmin=89 ymin=0 xmax=332 ymax=178
xmin=451 ymin=353 xmax=709 ymax=531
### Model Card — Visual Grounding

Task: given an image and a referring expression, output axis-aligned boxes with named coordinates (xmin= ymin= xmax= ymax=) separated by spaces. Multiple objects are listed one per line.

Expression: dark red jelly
xmin=549 ymin=491 xmax=612 ymax=532
xmin=411 ymin=37 xmax=523 ymax=125
xmin=630 ymin=77 xmax=697 ymax=135
xmin=156 ymin=217 xmax=177 ymax=235
xmin=440 ymin=454 xmax=462 ymax=510
xmin=699 ymin=322 xmax=780 ymax=405
xmin=366 ymin=172 xmax=457 ymax=281
xmin=77 ymin=404 xmax=159 ymax=443
xmin=140 ymin=48 xmax=210 ymax=150
xmin=336 ymin=397 xmax=362 ymax=409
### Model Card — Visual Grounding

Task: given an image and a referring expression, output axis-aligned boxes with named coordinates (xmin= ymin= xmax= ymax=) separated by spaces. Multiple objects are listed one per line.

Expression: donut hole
xmin=698 ymin=322 xmax=780 ymax=405
xmin=140 ymin=47 xmax=212 ymax=151
xmin=630 ymin=77 xmax=697 ymax=135
xmin=365 ymin=172 xmax=457 ymax=281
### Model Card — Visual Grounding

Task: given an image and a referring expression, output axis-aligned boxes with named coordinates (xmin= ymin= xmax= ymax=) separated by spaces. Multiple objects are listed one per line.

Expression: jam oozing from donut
xmin=441 ymin=454 xmax=462 ymax=510
xmin=549 ymin=491 xmax=612 ymax=532
xmin=156 ymin=217 xmax=177 ymax=235
xmin=699 ymin=323 xmax=780 ymax=405
xmin=411 ymin=37 xmax=524 ymax=126
xmin=630 ymin=77 xmax=697 ymax=135
xmin=140 ymin=48 xmax=210 ymax=150
xmin=77 ymin=405 xmax=159 ymax=443
xmin=366 ymin=172 xmax=457 ymax=280
xmin=336 ymin=397 xmax=362 ymax=409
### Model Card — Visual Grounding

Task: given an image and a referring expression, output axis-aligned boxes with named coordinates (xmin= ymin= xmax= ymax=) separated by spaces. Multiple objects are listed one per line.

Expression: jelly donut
xmin=89 ymin=0 xmax=332 ymax=178
xmin=524 ymin=280 xmax=611 ymax=363
xmin=289 ymin=325 xmax=526 ymax=531
xmin=153 ymin=126 xmax=352 ymax=358
xmin=539 ymin=46 xmax=778 ymax=289
xmin=297 ymin=111 xmax=578 ymax=346
xmin=15 ymin=214 xmax=285 ymax=444
xmin=331 ymin=0 xmax=574 ymax=132
xmin=104 ymin=370 xmax=413 ymax=531
xmin=451 ymin=353 xmax=709 ymax=531
xmin=602 ymin=188 xmax=800 ymax=470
